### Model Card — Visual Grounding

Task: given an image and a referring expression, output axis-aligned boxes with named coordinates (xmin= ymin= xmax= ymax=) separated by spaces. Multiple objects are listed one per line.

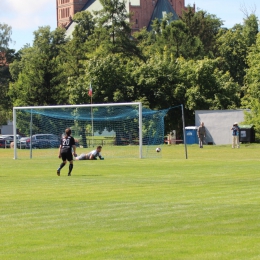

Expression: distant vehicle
xmin=0 ymin=138 xmax=6 ymax=148
xmin=17 ymin=137 xmax=30 ymax=149
xmin=0 ymin=135 xmax=14 ymax=148
xmin=20 ymin=134 xmax=60 ymax=149
xmin=1 ymin=134 xmax=21 ymax=141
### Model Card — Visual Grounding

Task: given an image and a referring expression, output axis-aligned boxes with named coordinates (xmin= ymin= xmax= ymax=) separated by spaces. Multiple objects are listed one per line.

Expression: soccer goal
xmin=13 ymin=103 xmax=169 ymax=159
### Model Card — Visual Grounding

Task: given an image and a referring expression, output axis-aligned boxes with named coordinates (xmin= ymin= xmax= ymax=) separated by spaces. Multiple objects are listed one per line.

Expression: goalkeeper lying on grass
xmin=75 ymin=145 xmax=104 ymax=160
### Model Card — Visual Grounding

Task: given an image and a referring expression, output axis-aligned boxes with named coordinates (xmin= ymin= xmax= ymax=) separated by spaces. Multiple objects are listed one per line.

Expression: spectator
xmin=197 ymin=122 xmax=206 ymax=148
xmin=231 ymin=122 xmax=240 ymax=148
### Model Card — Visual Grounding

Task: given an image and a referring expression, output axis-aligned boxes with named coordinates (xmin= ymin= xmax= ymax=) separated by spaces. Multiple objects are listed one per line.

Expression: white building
xmin=195 ymin=110 xmax=250 ymax=145
xmin=0 ymin=120 xmax=14 ymax=135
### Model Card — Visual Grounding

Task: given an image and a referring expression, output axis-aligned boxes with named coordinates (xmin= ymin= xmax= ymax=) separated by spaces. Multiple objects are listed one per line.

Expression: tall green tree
xmin=93 ymin=0 xmax=142 ymax=59
xmin=177 ymin=57 xmax=241 ymax=111
xmin=0 ymin=23 xmax=12 ymax=51
xmin=131 ymin=49 xmax=179 ymax=110
xmin=216 ymin=14 xmax=258 ymax=87
xmin=159 ymin=19 xmax=202 ymax=59
xmin=0 ymin=23 xmax=14 ymax=125
xmin=9 ymin=26 xmax=68 ymax=106
xmin=62 ymin=11 xmax=96 ymax=80
xmin=242 ymin=14 xmax=259 ymax=47
xmin=181 ymin=7 xmax=223 ymax=57
xmin=216 ymin=26 xmax=247 ymax=86
xmin=241 ymin=33 xmax=260 ymax=109
xmin=68 ymin=54 xmax=136 ymax=104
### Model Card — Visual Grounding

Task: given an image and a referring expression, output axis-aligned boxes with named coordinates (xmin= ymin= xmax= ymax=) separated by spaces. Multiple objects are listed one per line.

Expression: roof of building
xmin=147 ymin=0 xmax=179 ymax=31
xmin=81 ymin=0 xmax=97 ymax=11
xmin=66 ymin=0 xmax=179 ymax=33
xmin=65 ymin=0 xmax=97 ymax=34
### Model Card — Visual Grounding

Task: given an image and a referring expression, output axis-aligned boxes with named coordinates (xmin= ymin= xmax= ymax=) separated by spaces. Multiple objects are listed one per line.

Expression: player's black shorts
xmin=61 ymin=152 xmax=73 ymax=162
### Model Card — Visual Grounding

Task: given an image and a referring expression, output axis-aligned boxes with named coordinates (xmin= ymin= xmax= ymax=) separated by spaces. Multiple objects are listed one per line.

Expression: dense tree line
xmin=0 ymin=23 xmax=16 ymax=125
xmin=1 ymin=1 xmax=260 ymax=138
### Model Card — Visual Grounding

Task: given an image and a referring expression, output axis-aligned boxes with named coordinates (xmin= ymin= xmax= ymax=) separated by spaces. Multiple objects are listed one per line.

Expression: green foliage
xmin=177 ymin=57 xmax=240 ymax=110
xmin=181 ymin=8 xmax=223 ymax=57
xmin=0 ymin=23 xmax=12 ymax=50
xmin=69 ymin=54 xmax=136 ymax=104
xmin=0 ymin=49 xmax=15 ymax=125
xmin=131 ymin=51 xmax=180 ymax=109
xmin=160 ymin=19 xmax=203 ymax=59
xmin=216 ymin=26 xmax=248 ymax=86
xmin=216 ymin=15 xmax=258 ymax=87
xmin=72 ymin=11 xmax=96 ymax=42
xmin=146 ymin=17 xmax=203 ymax=60
xmin=9 ymin=26 xmax=68 ymax=106
xmin=241 ymin=33 xmax=260 ymax=140
xmin=242 ymin=33 xmax=260 ymax=105
xmin=61 ymin=11 xmax=96 ymax=92
xmin=242 ymin=14 xmax=259 ymax=47
xmin=243 ymin=101 xmax=260 ymax=141
xmin=0 ymin=23 xmax=14 ymax=125
xmin=93 ymin=0 xmax=142 ymax=59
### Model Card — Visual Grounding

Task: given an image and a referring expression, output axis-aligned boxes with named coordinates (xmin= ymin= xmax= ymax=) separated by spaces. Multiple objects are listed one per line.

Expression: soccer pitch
xmin=1 ymin=144 xmax=260 ymax=259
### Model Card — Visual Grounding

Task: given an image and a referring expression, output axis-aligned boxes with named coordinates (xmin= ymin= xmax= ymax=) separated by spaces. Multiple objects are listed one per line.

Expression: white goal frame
xmin=13 ymin=102 xmax=143 ymax=159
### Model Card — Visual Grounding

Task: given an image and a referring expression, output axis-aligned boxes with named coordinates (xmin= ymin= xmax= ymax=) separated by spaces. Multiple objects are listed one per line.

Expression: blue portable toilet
xmin=185 ymin=126 xmax=198 ymax=144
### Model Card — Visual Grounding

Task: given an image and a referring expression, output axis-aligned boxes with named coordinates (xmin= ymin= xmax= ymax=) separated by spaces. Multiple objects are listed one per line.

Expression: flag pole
xmin=91 ymin=94 xmax=94 ymax=147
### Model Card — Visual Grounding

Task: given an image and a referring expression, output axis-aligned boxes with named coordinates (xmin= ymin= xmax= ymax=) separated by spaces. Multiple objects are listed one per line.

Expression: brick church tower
xmin=56 ymin=0 xmax=89 ymax=28
xmin=56 ymin=0 xmax=190 ymax=30
xmin=130 ymin=0 xmax=190 ymax=33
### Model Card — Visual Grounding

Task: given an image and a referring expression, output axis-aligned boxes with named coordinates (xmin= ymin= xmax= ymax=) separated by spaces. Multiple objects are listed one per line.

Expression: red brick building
xmin=56 ymin=0 xmax=193 ymax=31
xmin=130 ymin=0 xmax=191 ymax=33
xmin=56 ymin=0 xmax=87 ymax=28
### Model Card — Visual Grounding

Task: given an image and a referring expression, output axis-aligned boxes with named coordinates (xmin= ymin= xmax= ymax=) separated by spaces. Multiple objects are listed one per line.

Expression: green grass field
xmin=1 ymin=144 xmax=260 ymax=259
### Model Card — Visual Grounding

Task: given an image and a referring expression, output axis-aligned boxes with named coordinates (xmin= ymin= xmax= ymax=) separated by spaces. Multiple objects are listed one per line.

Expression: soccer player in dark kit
xmin=57 ymin=128 xmax=77 ymax=176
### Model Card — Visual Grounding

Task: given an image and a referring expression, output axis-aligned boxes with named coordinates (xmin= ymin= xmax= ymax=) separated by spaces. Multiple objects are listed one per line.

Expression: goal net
xmin=13 ymin=103 xmax=169 ymax=159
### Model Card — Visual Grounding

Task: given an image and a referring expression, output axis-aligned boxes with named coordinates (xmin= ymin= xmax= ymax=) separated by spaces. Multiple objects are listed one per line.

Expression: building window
xmin=60 ymin=7 xmax=70 ymax=18
xmin=61 ymin=0 xmax=70 ymax=4
xmin=136 ymin=19 xmax=138 ymax=24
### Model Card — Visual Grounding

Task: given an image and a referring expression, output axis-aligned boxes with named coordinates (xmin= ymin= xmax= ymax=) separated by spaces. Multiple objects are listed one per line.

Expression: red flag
xmin=88 ymin=83 xmax=92 ymax=97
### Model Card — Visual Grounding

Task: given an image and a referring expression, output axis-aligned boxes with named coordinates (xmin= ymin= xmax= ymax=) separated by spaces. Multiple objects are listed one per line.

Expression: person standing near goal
xmin=57 ymin=128 xmax=77 ymax=176
xmin=197 ymin=122 xmax=206 ymax=148
xmin=231 ymin=122 xmax=240 ymax=148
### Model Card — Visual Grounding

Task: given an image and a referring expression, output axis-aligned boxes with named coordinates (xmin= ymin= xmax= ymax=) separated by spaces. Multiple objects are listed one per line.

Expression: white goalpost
xmin=13 ymin=102 xmax=146 ymax=159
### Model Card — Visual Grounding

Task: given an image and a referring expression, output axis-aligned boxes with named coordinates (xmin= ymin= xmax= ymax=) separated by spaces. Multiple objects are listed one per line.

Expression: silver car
xmin=18 ymin=134 xmax=60 ymax=149
xmin=17 ymin=137 xmax=30 ymax=149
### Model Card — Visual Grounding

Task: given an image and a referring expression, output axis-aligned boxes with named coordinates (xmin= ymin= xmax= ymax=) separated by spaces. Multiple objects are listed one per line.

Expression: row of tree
xmin=1 ymin=0 xmax=260 ymax=138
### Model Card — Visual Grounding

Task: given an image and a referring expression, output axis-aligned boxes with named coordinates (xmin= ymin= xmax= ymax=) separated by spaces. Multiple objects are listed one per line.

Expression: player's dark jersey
xmin=60 ymin=136 xmax=75 ymax=153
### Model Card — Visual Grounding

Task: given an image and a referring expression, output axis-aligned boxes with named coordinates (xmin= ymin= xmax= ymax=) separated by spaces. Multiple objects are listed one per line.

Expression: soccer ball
xmin=156 ymin=147 xmax=161 ymax=153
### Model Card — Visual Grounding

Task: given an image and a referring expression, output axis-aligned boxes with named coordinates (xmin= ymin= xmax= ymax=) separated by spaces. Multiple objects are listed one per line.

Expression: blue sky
xmin=0 ymin=0 xmax=259 ymax=51
xmin=0 ymin=0 xmax=56 ymax=51
xmin=186 ymin=0 xmax=259 ymax=28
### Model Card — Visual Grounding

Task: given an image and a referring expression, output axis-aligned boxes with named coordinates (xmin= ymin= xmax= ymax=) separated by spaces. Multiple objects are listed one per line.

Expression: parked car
xmin=2 ymin=134 xmax=21 ymax=142
xmin=21 ymin=134 xmax=60 ymax=149
xmin=0 ymin=138 xmax=7 ymax=148
xmin=0 ymin=136 xmax=14 ymax=148
xmin=17 ymin=137 xmax=30 ymax=149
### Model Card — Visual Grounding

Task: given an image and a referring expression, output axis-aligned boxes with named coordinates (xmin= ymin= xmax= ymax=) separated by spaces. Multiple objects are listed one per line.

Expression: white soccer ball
xmin=156 ymin=147 xmax=161 ymax=153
